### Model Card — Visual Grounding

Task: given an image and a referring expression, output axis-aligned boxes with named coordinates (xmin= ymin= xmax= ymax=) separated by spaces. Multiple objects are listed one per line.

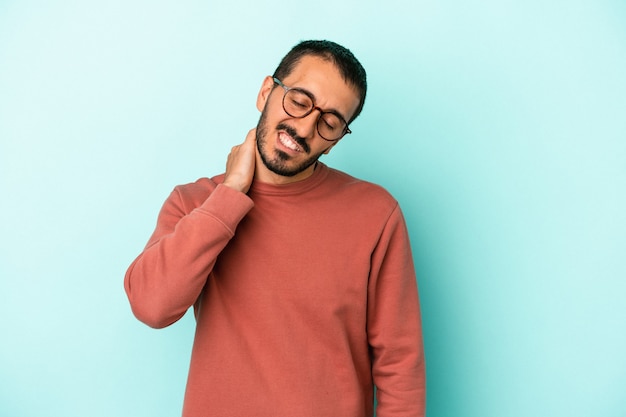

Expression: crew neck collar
xmin=249 ymin=162 xmax=329 ymax=196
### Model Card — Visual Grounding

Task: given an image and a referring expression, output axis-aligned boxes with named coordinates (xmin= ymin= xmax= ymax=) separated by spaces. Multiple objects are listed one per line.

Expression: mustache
xmin=276 ymin=123 xmax=310 ymax=154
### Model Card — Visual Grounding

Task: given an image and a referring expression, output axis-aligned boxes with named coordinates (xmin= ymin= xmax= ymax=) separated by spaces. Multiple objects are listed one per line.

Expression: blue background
xmin=1 ymin=1 xmax=624 ymax=416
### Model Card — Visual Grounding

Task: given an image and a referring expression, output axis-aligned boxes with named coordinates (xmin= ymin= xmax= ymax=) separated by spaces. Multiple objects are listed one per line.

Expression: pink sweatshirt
xmin=125 ymin=163 xmax=425 ymax=417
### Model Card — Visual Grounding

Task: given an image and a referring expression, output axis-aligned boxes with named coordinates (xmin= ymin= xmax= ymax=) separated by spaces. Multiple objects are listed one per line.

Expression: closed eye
xmin=321 ymin=114 xmax=339 ymax=130
xmin=291 ymin=98 xmax=309 ymax=109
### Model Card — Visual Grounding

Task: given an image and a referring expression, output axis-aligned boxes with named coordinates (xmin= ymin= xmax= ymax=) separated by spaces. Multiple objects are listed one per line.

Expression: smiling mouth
xmin=278 ymin=131 xmax=303 ymax=153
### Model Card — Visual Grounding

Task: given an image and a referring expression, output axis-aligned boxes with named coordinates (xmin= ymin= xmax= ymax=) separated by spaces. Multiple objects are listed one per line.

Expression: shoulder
xmin=324 ymin=166 xmax=399 ymax=213
xmin=170 ymin=175 xmax=224 ymax=209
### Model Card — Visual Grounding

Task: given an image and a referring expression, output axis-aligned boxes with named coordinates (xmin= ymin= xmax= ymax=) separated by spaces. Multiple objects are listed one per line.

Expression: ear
xmin=256 ymin=76 xmax=275 ymax=112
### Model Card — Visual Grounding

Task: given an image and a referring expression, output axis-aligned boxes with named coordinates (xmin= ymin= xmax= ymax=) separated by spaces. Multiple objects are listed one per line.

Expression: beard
xmin=255 ymin=109 xmax=328 ymax=178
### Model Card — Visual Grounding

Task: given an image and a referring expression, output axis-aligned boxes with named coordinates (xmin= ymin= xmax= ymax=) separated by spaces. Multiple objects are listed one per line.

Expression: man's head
xmin=254 ymin=40 xmax=367 ymax=183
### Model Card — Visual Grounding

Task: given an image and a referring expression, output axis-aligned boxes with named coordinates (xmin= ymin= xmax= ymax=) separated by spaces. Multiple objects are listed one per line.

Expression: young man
xmin=125 ymin=40 xmax=425 ymax=417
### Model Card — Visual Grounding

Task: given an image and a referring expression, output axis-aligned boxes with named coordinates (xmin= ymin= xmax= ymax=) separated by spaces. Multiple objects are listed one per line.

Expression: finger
xmin=244 ymin=128 xmax=257 ymax=143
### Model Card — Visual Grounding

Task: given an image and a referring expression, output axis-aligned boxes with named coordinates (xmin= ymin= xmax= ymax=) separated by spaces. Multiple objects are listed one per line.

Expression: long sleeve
xmin=367 ymin=204 xmax=426 ymax=417
xmin=124 ymin=182 xmax=254 ymax=329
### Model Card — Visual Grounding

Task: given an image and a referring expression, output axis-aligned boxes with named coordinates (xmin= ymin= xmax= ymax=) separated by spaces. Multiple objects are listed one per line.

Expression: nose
xmin=293 ymin=107 xmax=323 ymax=139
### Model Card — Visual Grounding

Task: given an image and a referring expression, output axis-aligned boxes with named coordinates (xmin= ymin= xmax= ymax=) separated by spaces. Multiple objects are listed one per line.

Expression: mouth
xmin=278 ymin=131 xmax=304 ymax=153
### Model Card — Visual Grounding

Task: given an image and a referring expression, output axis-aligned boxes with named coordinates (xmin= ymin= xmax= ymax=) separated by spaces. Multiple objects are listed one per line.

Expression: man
xmin=125 ymin=40 xmax=425 ymax=417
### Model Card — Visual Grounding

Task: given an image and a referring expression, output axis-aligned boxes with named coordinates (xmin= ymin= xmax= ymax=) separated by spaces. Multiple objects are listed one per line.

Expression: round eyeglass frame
xmin=273 ymin=77 xmax=352 ymax=142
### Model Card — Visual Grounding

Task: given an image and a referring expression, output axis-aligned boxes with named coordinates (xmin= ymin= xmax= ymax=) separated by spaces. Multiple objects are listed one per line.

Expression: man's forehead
xmin=284 ymin=55 xmax=338 ymax=82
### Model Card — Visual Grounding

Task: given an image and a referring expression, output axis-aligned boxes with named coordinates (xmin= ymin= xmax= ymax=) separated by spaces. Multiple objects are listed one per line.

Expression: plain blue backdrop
xmin=1 ymin=1 xmax=624 ymax=416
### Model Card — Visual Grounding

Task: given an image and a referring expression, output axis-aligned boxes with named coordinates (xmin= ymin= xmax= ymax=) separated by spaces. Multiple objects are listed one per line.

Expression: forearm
xmin=124 ymin=183 xmax=253 ymax=328
xmin=371 ymin=280 xmax=425 ymax=417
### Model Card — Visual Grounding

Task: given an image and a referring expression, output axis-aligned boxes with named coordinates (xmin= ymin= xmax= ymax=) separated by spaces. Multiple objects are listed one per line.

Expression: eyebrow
xmin=294 ymin=86 xmax=350 ymax=123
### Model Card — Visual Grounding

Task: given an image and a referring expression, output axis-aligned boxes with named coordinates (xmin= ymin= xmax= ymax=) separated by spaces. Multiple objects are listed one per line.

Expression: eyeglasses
xmin=273 ymin=77 xmax=352 ymax=142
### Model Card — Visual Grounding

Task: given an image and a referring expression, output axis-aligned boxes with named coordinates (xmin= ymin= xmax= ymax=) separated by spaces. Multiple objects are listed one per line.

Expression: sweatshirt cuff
xmin=197 ymin=184 xmax=254 ymax=233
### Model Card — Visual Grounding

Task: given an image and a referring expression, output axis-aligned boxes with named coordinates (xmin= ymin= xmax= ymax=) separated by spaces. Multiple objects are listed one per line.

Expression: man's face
xmin=254 ymin=55 xmax=360 ymax=182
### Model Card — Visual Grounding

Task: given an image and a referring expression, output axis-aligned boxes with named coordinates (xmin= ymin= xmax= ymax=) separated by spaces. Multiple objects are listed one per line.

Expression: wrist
xmin=222 ymin=177 xmax=249 ymax=194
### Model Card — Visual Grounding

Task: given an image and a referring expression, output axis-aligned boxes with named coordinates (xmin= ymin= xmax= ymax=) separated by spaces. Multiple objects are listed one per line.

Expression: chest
xmin=210 ymin=196 xmax=384 ymax=315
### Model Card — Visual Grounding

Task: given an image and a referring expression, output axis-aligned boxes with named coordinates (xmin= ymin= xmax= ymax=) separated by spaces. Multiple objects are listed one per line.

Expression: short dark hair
xmin=272 ymin=40 xmax=367 ymax=124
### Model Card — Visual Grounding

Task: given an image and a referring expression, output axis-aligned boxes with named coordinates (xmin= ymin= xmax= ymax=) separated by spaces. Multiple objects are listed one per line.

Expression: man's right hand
xmin=222 ymin=128 xmax=257 ymax=194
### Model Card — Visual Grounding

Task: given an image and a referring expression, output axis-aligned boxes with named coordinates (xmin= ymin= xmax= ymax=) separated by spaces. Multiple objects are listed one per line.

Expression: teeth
xmin=279 ymin=132 xmax=301 ymax=152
